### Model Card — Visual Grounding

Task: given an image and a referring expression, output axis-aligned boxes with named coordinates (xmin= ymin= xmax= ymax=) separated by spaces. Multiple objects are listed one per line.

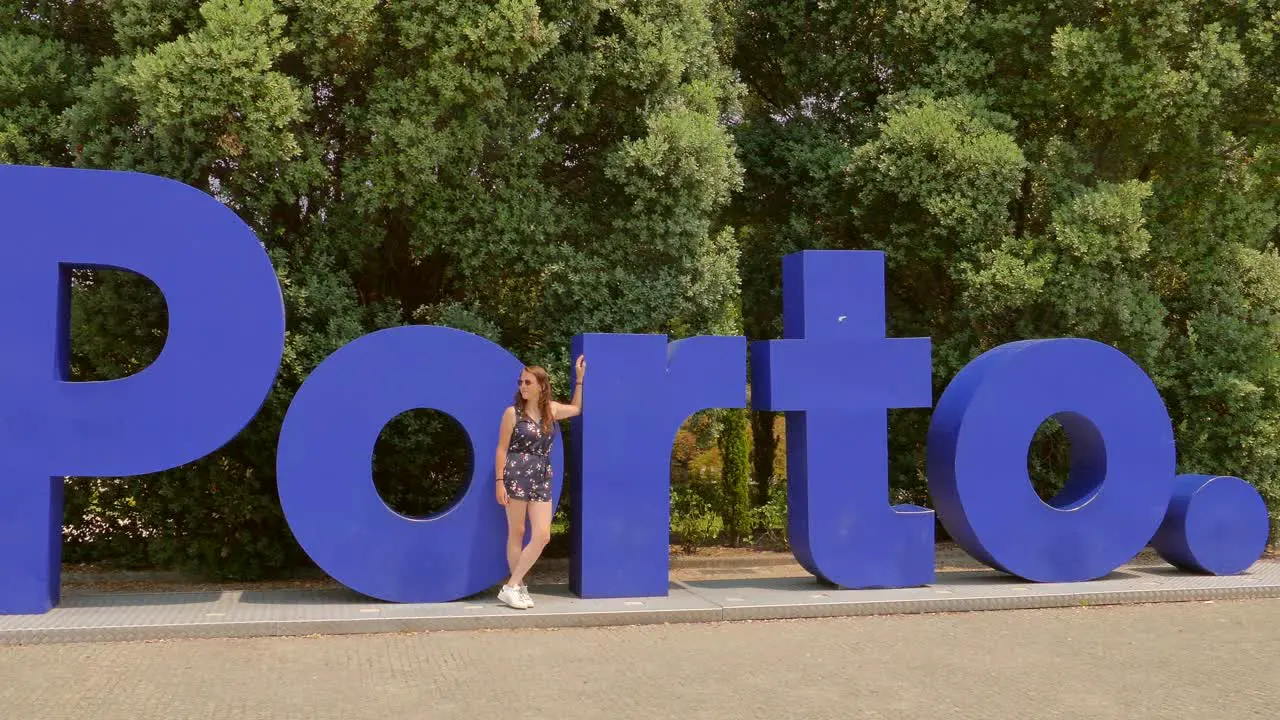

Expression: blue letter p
xmin=0 ymin=167 xmax=285 ymax=614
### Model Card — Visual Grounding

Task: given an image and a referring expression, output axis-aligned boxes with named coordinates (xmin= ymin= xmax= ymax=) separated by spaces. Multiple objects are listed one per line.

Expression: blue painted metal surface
xmin=0 ymin=166 xmax=284 ymax=614
xmin=277 ymin=326 xmax=563 ymax=603
xmin=1 ymin=163 xmax=1269 ymax=614
xmin=751 ymin=251 xmax=935 ymax=589
xmin=1153 ymin=474 xmax=1270 ymax=575
xmin=928 ymin=339 xmax=1177 ymax=582
xmin=569 ymin=334 xmax=746 ymax=598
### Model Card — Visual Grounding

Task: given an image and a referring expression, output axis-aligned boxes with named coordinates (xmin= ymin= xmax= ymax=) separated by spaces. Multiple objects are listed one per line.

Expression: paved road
xmin=2 ymin=600 xmax=1277 ymax=719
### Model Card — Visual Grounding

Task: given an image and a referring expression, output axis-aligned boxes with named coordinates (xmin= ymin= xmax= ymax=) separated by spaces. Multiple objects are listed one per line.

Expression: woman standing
xmin=494 ymin=355 xmax=586 ymax=609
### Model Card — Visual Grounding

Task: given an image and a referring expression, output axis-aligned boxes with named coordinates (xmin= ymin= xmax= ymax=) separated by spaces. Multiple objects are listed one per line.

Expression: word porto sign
xmin=0 ymin=166 xmax=1271 ymax=616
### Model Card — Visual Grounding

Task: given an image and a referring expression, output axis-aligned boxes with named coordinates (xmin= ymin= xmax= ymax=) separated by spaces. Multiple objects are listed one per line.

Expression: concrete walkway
xmin=4 ymin=559 xmax=1279 ymax=644
xmin=2 ymin=599 xmax=1277 ymax=719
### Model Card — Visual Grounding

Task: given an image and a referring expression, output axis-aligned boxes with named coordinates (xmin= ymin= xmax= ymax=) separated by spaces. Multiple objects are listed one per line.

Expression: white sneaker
xmin=498 ymin=584 xmax=529 ymax=610
xmin=518 ymin=585 xmax=535 ymax=608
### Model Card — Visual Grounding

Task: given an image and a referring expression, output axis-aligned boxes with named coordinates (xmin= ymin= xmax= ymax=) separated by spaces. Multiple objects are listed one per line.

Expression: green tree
xmin=731 ymin=0 xmax=1280 ymax=539
xmin=718 ymin=407 xmax=752 ymax=544
xmin=710 ymin=292 xmax=752 ymax=544
xmin=4 ymin=0 xmax=743 ymax=575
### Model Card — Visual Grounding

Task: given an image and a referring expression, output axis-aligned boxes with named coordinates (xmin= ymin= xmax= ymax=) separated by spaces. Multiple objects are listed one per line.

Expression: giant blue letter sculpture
xmin=750 ymin=251 xmax=936 ymax=589
xmin=927 ymin=339 xmax=1176 ymax=582
xmin=1151 ymin=474 xmax=1271 ymax=576
xmin=276 ymin=326 xmax=563 ymax=603
xmin=0 ymin=166 xmax=285 ymax=614
xmin=1 ymin=161 xmax=1269 ymax=616
xmin=570 ymin=334 xmax=746 ymax=598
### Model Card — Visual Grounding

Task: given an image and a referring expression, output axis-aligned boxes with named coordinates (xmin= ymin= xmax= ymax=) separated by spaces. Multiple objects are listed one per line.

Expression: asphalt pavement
xmin=1 ymin=598 xmax=1276 ymax=719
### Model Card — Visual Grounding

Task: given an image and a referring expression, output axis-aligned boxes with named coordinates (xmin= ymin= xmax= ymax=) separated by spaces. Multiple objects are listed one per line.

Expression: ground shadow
xmin=59 ymin=590 xmax=224 ymax=608
xmin=237 ymin=579 xmax=639 ymax=607
xmin=1136 ymin=565 xmax=1211 ymax=578
xmin=935 ymin=568 xmax=1145 ymax=586
xmin=679 ymin=575 xmax=834 ymax=592
xmin=516 ymin=582 xmax=687 ymax=601
xmin=680 ymin=568 xmax=1145 ymax=593
xmin=239 ymin=588 xmax=374 ymax=606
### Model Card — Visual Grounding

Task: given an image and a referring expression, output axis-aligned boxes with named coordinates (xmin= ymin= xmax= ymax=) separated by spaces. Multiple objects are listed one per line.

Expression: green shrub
xmin=750 ymin=479 xmax=789 ymax=549
xmin=670 ymin=483 xmax=724 ymax=553
xmin=718 ymin=409 xmax=753 ymax=544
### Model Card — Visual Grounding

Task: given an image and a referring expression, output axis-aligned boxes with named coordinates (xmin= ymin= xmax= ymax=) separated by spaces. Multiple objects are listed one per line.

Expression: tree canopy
xmin=731 ymin=0 xmax=1280 ymax=530
xmin=1 ymin=0 xmax=1275 ymax=574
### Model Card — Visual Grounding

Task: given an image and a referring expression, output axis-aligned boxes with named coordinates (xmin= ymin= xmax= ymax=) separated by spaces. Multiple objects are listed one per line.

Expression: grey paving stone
xmin=4 ymin=599 xmax=1279 ymax=720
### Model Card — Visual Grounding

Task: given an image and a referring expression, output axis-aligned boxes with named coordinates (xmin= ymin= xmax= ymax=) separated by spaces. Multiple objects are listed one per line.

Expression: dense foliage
xmin=8 ymin=0 xmax=742 ymax=575
xmin=731 ymin=0 xmax=1280 ymax=536
xmin=2 ymin=0 xmax=1275 ymax=574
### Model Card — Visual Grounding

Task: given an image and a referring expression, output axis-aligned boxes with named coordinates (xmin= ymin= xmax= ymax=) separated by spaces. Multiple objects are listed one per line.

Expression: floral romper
xmin=503 ymin=405 xmax=554 ymax=502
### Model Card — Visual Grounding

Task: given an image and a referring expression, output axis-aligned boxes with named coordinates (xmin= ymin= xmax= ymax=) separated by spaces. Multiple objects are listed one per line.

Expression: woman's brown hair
xmin=514 ymin=366 xmax=554 ymax=435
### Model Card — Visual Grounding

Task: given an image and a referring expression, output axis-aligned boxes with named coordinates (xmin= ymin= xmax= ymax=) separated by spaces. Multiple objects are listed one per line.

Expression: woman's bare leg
xmin=508 ymin=501 xmax=553 ymax=588
xmin=504 ymin=499 xmax=528 ymax=575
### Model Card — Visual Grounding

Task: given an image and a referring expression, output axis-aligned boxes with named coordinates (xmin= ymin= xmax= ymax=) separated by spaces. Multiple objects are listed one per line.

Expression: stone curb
xmin=7 ymin=582 xmax=1278 ymax=646
xmin=14 ymin=561 xmax=1279 ymax=646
